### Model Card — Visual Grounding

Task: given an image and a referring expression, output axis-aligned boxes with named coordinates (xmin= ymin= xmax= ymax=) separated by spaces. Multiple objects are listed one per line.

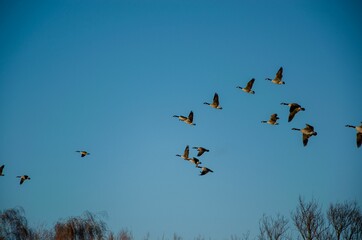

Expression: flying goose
xmin=292 ymin=124 xmax=318 ymax=146
xmin=189 ymin=157 xmax=202 ymax=167
xmin=265 ymin=67 xmax=285 ymax=85
xmin=173 ymin=111 xmax=196 ymax=126
xmin=16 ymin=175 xmax=31 ymax=185
xmin=0 ymin=165 xmax=4 ymax=176
xmin=192 ymin=146 xmax=210 ymax=157
xmin=197 ymin=166 xmax=214 ymax=176
xmin=261 ymin=113 xmax=279 ymax=125
xmin=345 ymin=122 xmax=362 ymax=148
xmin=176 ymin=145 xmax=191 ymax=160
xmin=76 ymin=150 xmax=90 ymax=157
xmin=204 ymin=93 xmax=222 ymax=109
xmin=236 ymin=78 xmax=255 ymax=94
xmin=281 ymin=102 xmax=305 ymax=122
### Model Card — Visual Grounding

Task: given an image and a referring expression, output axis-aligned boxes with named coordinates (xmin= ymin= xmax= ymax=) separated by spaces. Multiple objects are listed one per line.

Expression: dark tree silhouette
xmin=0 ymin=207 xmax=32 ymax=240
xmin=54 ymin=211 xmax=107 ymax=240
xmin=117 ymin=229 xmax=133 ymax=240
xmin=327 ymin=201 xmax=362 ymax=240
xmin=258 ymin=214 xmax=290 ymax=240
xmin=291 ymin=197 xmax=329 ymax=240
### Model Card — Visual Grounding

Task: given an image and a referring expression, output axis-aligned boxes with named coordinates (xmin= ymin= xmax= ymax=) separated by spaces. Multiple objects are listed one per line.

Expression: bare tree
xmin=291 ymin=197 xmax=329 ymax=240
xmin=327 ymin=201 xmax=361 ymax=240
xmin=173 ymin=233 xmax=182 ymax=240
xmin=54 ymin=211 xmax=107 ymax=240
xmin=31 ymin=224 xmax=54 ymax=240
xmin=0 ymin=207 xmax=32 ymax=240
xmin=117 ymin=229 xmax=133 ymax=240
xmin=241 ymin=231 xmax=251 ymax=240
xmin=258 ymin=214 xmax=290 ymax=240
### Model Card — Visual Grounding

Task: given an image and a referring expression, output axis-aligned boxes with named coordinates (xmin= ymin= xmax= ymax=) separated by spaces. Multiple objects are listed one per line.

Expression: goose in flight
xmin=197 ymin=166 xmax=214 ymax=176
xmin=76 ymin=151 xmax=90 ymax=157
xmin=265 ymin=67 xmax=285 ymax=85
xmin=173 ymin=111 xmax=196 ymax=126
xmin=261 ymin=113 xmax=279 ymax=125
xmin=345 ymin=122 xmax=362 ymax=148
xmin=0 ymin=165 xmax=4 ymax=176
xmin=281 ymin=102 xmax=305 ymax=122
xmin=176 ymin=145 xmax=191 ymax=160
xmin=236 ymin=78 xmax=255 ymax=94
xmin=189 ymin=157 xmax=202 ymax=167
xmin=192 ymin=146 xmax=210 ymax=157
xmin=17 ymin=175 xmax=31 ymax=185
xmin=204 ymin=93 xmax=223 ymax=109
xmin=292 ymin=124 xmax=318 ymax=146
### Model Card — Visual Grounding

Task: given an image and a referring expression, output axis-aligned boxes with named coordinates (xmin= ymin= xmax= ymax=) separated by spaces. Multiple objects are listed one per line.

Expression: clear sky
xmin=0 ymin=0 xmax=361 ymax=239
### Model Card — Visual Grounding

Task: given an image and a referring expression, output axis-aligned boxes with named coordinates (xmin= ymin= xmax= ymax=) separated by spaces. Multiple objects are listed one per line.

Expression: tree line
xmin=1 ymin=197 xmax=361 ymax=240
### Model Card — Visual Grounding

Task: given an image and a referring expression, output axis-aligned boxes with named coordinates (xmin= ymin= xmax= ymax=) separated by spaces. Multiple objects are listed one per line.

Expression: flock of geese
xmin=0 ymin=68 xmax=361 ymax=183
xmin=172 ymin=67 xmax=362 ymax=176
xmin=0 ymin=150 xmax=90 ymax=185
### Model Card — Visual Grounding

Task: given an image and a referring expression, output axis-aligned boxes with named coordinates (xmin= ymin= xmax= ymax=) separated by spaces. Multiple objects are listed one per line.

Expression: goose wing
xmin=20 ymin=177 xmax=25 ymax=185
xmin=200 ymin=167 xmax=213 ymax=175
xmin=289 ymin=103 xmax=300 ymax=113
xmin=184 ymin=145 xmax=190 ymax=158
xmin=357 ymin=132 xmax=362 ymax=148
xmin=288 ymin=110 xmax=298 ymax=122
xmin=0 ymin=165 xmax=4 ymax=175
xmin=245 ymin=78 xmax=255 ymax=90
xmin=200 ymin=167 xmax=208 ymax=175
xmin=198 ymin=148 xmax=207 ymax=156
xmin=305 ymin=124 xmax=314 ymax=132
xmin=213 ymin=93 xmax=220 ymax=106
xmin=270 ymin=113 xmax=278 ymax=121
xmin=178 ymin=115 xmax=187 ymax=121
xmin=275 ymin=67 xmax=283 ymax=80
xmin=188 ymin=111 xmax=194 ymax=122
xmin=302 ymin=134 xmax=309 ymax=146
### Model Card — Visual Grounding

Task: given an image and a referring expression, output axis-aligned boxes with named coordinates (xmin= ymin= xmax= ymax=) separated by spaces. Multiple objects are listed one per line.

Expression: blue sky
xmin=0 ymin=0 xmax=361 ymax=239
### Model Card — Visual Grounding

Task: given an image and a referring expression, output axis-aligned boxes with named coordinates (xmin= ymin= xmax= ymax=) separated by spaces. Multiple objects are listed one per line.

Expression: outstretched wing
xmin=302 ymin=134 xmax=309 ymax=146
xmin=184 ymin=145 xmax=190 ymax=158
xmin=270 ymin=113 xmax=278 ymax=121
xmin=197 ymin=148 xmax=205 ymax=156
xmin=246 ymin=78 xmax=255 ymax=90
xmin=276 ymin=67 xmax=283 ymax=80
xmin=188 ymin=111 xmax=194 ymax=122
xmin=289 ymin=103 xmax=300 ymax=113
xmin=305 ymin=124 xmax=314 ymax=132
xmin=357 ymin=132 xmax=362 ymax=148
xmin=288 ymin=110 xmax=297 ymax=122
xmin=213 ymin=93 xmax=219 ymax=106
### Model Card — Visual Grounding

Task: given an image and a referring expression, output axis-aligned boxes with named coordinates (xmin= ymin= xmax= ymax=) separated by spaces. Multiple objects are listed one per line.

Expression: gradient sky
xmin=1 ymin=1 xmax=361 ymax=239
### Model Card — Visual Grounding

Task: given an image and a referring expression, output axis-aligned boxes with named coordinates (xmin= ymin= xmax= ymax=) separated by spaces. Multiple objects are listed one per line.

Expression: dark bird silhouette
xmin=17 ymin=175 xmax=31 ymax=185
xmin=0 ymin=165 xmax=4 ymax=176
xmin=281 ymin=102 xmax=305 ymax=122
xmin=204 ymin=93 xmax=222 ymax=109
xmin=176 ymin=145 xmax=191 ymax=160
xmin=173 ymin=111 xmax=196 ymax=126
xmin=76 ymin=150 xmax=90 ymax=157
xmin=197 ymin=166 xmax=214 ymax=176
xmin=236 ymin=78 xmax=255 ymax=94
xmin=292 ymin=124 xmax=318 ymax=146
xmin=192 ymin=146 xmax=210 ymax=157
xmin=345 ymin=122 xmax=362 ymax=148
xmin=189 ymin=157 xmax=202 ymax=167
xmin=265 ymin=67 xmax=285 ymax=85
xmin=261 ymin=113 xmax=280 ymax=125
